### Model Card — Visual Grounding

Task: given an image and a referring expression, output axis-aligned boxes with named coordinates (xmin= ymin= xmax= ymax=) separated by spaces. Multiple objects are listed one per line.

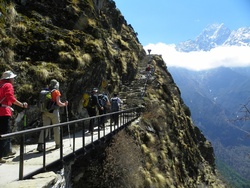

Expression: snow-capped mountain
xmin=224 ymin=27 xmax=250 ymax=46
xmin=176 ymin=23 xmax=250 ymax=52
xmin=170 ymin=23 xmax=250 ymax=182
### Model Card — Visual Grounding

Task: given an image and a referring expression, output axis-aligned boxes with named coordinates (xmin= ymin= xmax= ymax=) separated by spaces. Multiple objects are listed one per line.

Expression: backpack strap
xmin=50 ymin=89 xmax=56 ymax=101
xmin=0 ymin=83 xmax=6 ymax=104
xmin=0 ymin=83 xmax=14 ymax=111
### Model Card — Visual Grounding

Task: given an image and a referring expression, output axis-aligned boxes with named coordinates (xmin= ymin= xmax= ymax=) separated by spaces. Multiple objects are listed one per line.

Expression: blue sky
xmin=115 ymin=0 xmax=250 ymax=45
xmin=115 ymin=0 xmax=250 ymax=70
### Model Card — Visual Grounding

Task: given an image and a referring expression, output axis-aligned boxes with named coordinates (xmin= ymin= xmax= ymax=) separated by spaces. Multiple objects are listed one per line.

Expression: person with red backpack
xmin=146 ymin=65 xmax=151 ymax=77
xmin=0 ymin=70 xmax=28 ymax=163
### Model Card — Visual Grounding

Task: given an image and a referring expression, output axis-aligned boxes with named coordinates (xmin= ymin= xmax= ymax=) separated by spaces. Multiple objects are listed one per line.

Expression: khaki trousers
xmin=38 ymin=109 xmax=60 ymax=146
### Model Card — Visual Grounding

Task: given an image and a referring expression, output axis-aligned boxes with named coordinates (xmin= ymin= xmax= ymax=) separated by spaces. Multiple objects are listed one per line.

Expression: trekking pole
xmin=23 ymin=110 xmax=27 ymax=153
xmin=66 ymin=105 xmax=71 ymax=147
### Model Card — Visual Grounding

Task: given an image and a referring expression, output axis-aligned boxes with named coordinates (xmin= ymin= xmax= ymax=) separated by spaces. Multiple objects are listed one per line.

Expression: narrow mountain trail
xmin=119 ymin=55 xmax=155 ymax=109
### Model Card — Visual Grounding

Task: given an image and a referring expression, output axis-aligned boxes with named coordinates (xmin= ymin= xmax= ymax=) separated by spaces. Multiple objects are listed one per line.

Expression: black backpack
xmin=111 ymin=98 xmax=119 ymax=111
xmin=88 ymin=94 xmax=97 ymax=108
xmin=38 ymin=89 xmax=57 ymax=113
xmin=98 ymin=94 xmax=107 ymax=107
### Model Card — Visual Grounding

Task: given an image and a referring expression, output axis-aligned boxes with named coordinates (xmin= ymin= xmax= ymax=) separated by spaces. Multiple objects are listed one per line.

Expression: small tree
xmin=231 ymin=100 xmax=250 ymax=137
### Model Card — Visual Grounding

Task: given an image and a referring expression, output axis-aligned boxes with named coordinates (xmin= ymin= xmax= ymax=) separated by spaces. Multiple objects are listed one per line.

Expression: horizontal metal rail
xmin=0 ymin=107 xmax=142 ymax=180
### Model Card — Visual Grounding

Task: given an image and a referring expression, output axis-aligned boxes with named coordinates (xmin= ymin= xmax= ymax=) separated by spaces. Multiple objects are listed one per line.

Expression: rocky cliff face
xmin=1 ymin=0 xmax=145 ymax=123
xmin=0 ymin=0 xmax=226 ymax=187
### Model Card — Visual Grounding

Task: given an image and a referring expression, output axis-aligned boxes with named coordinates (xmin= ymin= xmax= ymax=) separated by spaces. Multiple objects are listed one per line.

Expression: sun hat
xmin=1 ymin=70 xmax=17 ymax=80
xmin=92 ymin=88 xmax=98 ymax=92
xmin=49 ymin=79 xmax=59 ymax=90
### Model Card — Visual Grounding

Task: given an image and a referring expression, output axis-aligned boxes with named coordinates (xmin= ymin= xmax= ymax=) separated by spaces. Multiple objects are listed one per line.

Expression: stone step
xmin=119 ymin=55 xmax=152 ymax=108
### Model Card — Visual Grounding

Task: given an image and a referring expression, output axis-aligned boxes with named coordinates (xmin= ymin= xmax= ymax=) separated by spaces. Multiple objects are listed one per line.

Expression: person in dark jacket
xmin=110 ymin=93 xmax=122 ymax=126
xmin=98 ymin=93 xmax=110 ymax=128
xmin=86 ymin=88 xmax=103 ymax=134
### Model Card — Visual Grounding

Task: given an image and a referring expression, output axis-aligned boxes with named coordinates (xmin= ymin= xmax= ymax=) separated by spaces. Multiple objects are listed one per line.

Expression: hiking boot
xmin=0 ymin=158 xmax=6 ymax=163
xmin=37 ymin=144 xmax=44 ymax=152
xmin=6 ymin=151 xmax=16 ymax=156
xmin=85 ymin=131 xmax=93 ymax=136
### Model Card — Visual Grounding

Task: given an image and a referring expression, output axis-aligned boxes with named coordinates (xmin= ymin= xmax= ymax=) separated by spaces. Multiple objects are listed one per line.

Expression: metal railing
xmin=0 ymin=107 xmax=142 ymax=180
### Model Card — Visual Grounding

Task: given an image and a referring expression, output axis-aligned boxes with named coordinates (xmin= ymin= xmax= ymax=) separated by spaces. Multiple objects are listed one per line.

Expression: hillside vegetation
xmin=169 ymin=66 xmax=250 ymax=187
xmin=0 ymin=0 xmax=226 ymax=187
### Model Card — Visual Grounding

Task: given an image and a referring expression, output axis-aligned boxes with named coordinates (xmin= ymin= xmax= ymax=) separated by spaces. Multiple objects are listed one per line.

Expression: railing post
xmin=60 ymin=126 xmax=63 ymax=163
xmin=120 ymin=111 xmax=122 ymax=127
xmin=98 ymin=123 xmax=100 ymax=140
xmin=123 ymin=111 xmax=124 ymax=126
xmin=118 ymin=111 xmax=121 ymax=128
xmin=42 ymin=130 xmax=46 ymax=171
xmin=129 ymin=110 xmax=131 ymax=122
xmin=82 ymin=121 xmax=86 ymax=156
xmin=91 ymin=117 xmax=94 ymax=144
xmin=73 ymin=123 xmax=76 ymax=154
xmin=123 ymin=111 xmax=125 ymax=126
xmin=101 ymin=113 xmax=105 ymax=137
xmin=110 ymin=113 xmax=113 ymax=132
xmin=19 ymin=134 xmax=24 ymax=180
xmin=126 ymin=111 xmax=128 ymax=123
xmin=82 ymin=121 xmax=85 ymax=148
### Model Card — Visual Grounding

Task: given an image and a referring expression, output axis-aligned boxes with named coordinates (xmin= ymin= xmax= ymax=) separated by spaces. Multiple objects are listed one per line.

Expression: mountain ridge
xmin=169 ymin=23 xmax=250 ymax=185
xmin=169 ymin=66 xmax=250 ymax=184
xmin=176 ymin=23 xmax=250 ymax=52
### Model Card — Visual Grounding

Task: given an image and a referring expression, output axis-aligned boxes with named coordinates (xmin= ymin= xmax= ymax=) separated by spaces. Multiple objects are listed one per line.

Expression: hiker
xmin=0 ymin=70 xmax=28 ymax=163
xmin=146 ymin=65 xmax=151 ymax=76
xmin=86 ymin=88 xmax=103 ymax=134
xmin=98 ymin=93 xmax=110 ymax=128
xmin=37 ymin=79 xmax=68 ymax=152
xmin=110 ymin=93 xmax=122 ymax=126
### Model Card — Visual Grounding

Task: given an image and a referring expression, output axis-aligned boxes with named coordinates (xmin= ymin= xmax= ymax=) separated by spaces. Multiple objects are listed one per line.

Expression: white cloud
xmin=144 ymin=43 xmax=250 ymax=71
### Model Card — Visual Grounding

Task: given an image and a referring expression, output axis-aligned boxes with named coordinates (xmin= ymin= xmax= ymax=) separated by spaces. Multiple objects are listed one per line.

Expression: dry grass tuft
xmin=101 ymin=130 xmax=144 ymax=187
xmin=35 ymin=68 xmax=50 ymax=81
xmin=146 ymin=132 xmax=155 ymax=145
xmin=58 ymin=51 xmax=75 ymax=64
xmin=6 ymin=2 xmax=17 ymax=25
xmin=33 ymin=62 xmax=64 ymax=82
xmin=149 ymin=152 xmax=158 ymax=164
xmin=13 ymin=22 xmax=27 ymax=34
xmin=56 ymin=40 xmax=67 ymax=48
xmin=76 ymin=53 xmax=92 ymax=69
xmin=141 ymin=144 xmax=150 ymax=154
xmin=152 ymin=168 xmax=167 ymax=187
xmin=0 ymin=48 xmax=15 ymax=64
xmin=1 ymin=37 xmax=15 ymax=48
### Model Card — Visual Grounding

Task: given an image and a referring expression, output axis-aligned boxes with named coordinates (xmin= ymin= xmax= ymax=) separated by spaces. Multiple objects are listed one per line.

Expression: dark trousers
xmin=0 ymin=116 xmax=11 ymax=158
xmin=112 ymin=111 xmax=119 ymax=125
xmin=98 ymin=107 xmax=107 ymax=127
xmin=87 ymin=107 xmax=96 ymax=132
